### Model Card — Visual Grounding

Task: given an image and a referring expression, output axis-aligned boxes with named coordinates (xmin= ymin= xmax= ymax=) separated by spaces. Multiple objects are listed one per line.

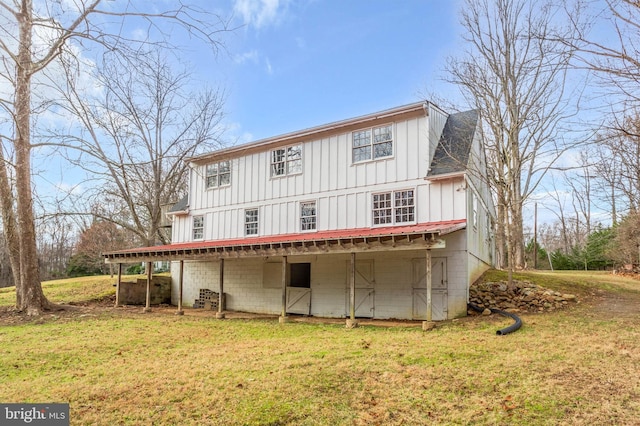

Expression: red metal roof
xmin=105 ymin=220 xmax=466 ymax=257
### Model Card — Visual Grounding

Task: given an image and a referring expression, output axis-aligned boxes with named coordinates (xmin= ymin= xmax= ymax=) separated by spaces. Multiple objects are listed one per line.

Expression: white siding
xmin=174 ymin=115 xmax=456 ymax=243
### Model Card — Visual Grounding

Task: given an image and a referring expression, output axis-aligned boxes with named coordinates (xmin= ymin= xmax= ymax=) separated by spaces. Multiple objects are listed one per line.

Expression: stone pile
xmin=469 ymin=280 xmax=577 ymax=313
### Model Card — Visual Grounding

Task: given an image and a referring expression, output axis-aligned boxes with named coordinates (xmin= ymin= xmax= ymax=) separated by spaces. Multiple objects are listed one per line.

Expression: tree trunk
xmin=0 ymin=151 xmax=22 ymax=303
xmin=16 ymin=1 xmax=51 ymax=314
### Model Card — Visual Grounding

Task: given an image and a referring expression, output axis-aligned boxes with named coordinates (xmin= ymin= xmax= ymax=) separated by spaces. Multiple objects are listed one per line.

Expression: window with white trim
xmin=372 ymin=193 xmax=392 ymax=225
xmin=270 ymin=145 xmax=302 ymax=177
xmin=300 ymin=201 xmax=317 ymax=231
xmin=192 ymin=215 xmax=204 ymax=240
xmin=206 ymin=161 xmax=231 ymax=189
xmin=245 ymin=208 xmax=259 ymax=236
xmin=394 ymin=190 xmax=415 ymax=223
xmin=352 ymin=124 xmax=393 ymax=163
xmin=372 ymin=189 xmax=415 ymax=225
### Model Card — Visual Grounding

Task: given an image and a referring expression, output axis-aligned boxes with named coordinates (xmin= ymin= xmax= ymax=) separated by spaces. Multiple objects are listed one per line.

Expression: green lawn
xmin=1 ymin=271 xmax=639 ymax=425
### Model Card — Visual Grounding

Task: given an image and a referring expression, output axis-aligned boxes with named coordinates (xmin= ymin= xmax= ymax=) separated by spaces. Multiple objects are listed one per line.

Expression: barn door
xmin=346 ymin=259 xmax=375 ymax=318
xmin=412 ymin=257 xmax=448 ymax=320
xmin=286 ymin=287 xmax=311 ymax=314
xmin=286 ymin=263 xmax=311 ymax=315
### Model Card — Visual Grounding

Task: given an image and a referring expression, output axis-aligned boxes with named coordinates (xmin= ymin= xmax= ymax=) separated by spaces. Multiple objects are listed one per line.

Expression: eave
xmin=103 ymin=219 xmax=466 ymax=263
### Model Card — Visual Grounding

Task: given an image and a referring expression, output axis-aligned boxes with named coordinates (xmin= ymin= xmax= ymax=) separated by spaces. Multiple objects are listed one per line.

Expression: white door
xmin=412 ymin=257 xmax=448 ymax=320
xmin=345 ymin=259 xmax=375 ymax=318
xmin=286 ymin=287 xmax=311 ymax=315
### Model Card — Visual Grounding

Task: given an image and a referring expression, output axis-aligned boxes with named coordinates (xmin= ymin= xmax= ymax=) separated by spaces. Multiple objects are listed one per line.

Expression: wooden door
xmin=346 ymin=259 xmax=375 ymax=318
xmin=412 ymin=257 xmax=448 ymax=320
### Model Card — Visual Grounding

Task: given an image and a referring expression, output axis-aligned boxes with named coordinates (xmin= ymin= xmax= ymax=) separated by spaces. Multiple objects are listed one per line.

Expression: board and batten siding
xmin=174 ymin=110 xmax=465 ymax=243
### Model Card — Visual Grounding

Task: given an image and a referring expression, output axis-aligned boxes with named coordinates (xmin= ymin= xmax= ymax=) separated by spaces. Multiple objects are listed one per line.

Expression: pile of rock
xmin=469 ymin=280 xmax=578 ymax=313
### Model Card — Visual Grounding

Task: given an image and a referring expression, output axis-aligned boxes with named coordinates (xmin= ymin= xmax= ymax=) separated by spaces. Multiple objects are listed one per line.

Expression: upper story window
xmin=193 ymin=215 xmax=204 ymax=240
xmin=372 ymin=189 xmax=415 ymax=226
xmin=300 ymin=201 xmax=317 ymax=231
xmin=352 ymin=124 xmax=393 ymax=163
xmin=271 ymin=145 xmax=302 ymax=177
xmin=206 ymin=161 xmax=231 ymax=189
xmin=245 ymin=208 xmax=259 ymax=236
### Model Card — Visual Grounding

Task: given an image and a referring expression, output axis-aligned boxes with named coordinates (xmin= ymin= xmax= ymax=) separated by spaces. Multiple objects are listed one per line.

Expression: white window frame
xmin=270 ymin=145 xmax=302 ymax=177
xmin=372 ymin=189 xmax=415 ymax=226
xmin=300 ymin=200 xmax=317 ymax=232
xmin=192 ymin=215 xmax=204 ymax=240
xmin=372 ymin=192 xmax=393 ymax=225
xmin=245 ymin=208 xmax=259 ymax=236
xmin=205 ymin=160 xmax=231 ymax=189
xmin=352 ymin=124 xmax=393 ymax=163
xmin=394 ymin=189 xmax=415 ymax=224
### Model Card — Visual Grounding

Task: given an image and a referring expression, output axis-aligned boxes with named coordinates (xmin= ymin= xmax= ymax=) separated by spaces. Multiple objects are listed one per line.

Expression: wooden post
xmin=346 ymin=252 xmax=358 ymax=328
xmin=426 ymin=249 xmax=432 ymax=322
xmin=114 ymin=263 xmax=122 ymax=307
xmin=176 ymin=260 xmax=184 ymax=315
xmin=216 ymin=259 xmax=225 ymax=319
xmin=144 ymin=261 xmax=152 ymax=313
xmin=279 ymin=256 xmax=289 ymax=323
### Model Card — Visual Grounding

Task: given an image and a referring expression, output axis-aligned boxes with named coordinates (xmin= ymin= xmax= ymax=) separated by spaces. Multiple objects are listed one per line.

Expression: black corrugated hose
xmin=467 ymin=303 xmax=523 ymax=335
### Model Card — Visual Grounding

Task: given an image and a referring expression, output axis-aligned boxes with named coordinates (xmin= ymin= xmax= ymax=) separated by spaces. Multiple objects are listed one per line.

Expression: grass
xmin=1 ymin=271 xmax=639 ymax=425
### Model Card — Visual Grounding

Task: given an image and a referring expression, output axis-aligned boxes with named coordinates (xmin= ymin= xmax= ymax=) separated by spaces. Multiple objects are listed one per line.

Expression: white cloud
xmin=234 ymin=50 xmax=260 ymax=64
xmin=265 ymin=57 xmax=273 ymax=75
xmin=233 ymin=0 xmax=290 ymax=29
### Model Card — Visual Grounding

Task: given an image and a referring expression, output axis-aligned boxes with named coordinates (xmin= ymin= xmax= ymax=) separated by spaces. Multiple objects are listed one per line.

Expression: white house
xmin=104 ymin=102 xmax=495 ymax=323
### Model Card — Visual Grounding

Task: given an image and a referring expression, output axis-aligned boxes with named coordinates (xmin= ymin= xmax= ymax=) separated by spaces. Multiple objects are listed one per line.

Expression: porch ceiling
xmin=103 ymin=220 xmax=466 ymax=263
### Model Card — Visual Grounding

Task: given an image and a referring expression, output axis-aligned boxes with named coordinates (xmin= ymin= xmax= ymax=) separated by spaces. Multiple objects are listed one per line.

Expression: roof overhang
xmin=103 ymin=220 xmax=466 ymax=263
xmin=424 ymin=171 xmax=466 ymax=182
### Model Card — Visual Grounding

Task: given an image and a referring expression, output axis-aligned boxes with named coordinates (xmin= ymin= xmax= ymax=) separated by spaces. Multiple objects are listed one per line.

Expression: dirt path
xmin=586 ymin=288 xmax=640 ymax=319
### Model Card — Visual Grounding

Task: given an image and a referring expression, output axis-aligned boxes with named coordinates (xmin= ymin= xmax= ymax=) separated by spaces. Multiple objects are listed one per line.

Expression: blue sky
xmin=184 ymin=0 xmax=464 ymax=144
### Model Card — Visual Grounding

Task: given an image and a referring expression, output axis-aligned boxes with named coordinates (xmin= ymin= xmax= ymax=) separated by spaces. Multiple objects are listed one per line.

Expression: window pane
xmin=372 ymin=193 xmax=392 ymax=224
xmin=373 ymin=125 xmax=392 ymax=143
xmin=271 ymin=163 xmax=285 ymax=176
xmin=373 ymin=141 xmax=393 ymax=159
xmin=271 ymin=148 xmax=286 ymax=176
xmin=394 ymin=190 xmax=415 ymax=223
xmin=288 ymin=159 xmax=302 ymax=174
xmin=245 ymin=209 xmax=258 ymax=235
xmin=287 ymin=146 xmax=301 ymax=161
xmin=353 ymin=146 xmax=370 ymax=162
xmin=219 ymin=172 xmax=230 ymax=186
xmin=206 ymin=176 xmax=218 ymax=188
xmin=272 ymin=149 xmax=285 ymax=163
xmin=300 ymin=202 xmax=316 ymax=231
xmin=193 ymin=216 xmax=204 ymax=239
xmin=352 ymin=130 xmax=371 ymax=148
xmin=206 ymin=164 xmax=218 ymax=175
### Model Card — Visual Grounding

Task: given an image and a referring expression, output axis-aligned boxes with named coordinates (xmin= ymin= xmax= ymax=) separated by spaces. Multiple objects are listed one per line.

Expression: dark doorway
xmin=289 ymin=263 xmax=311 ymax=288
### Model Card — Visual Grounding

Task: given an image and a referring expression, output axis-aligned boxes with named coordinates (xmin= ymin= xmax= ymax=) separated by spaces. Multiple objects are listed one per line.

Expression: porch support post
xmin=422 ymin=249 xmax=437 ymax=331
xmin=143 ymin=261 xmax=152 ymax=313
xmin=279 ymin=256 xmax=290 ymax=323
xmin=346 ymin=252 xmax=358 ymax=328
xmin=176 ymin=260 xmax=184 ymax=315
xmin=216 ymin=259 xmax=225 ymax=319
xmin=114 ymin=263 xmax=122 ymax=307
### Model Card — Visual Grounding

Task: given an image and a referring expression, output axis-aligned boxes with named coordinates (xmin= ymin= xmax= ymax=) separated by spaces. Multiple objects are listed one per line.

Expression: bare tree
xmin=569 ymin=0 xmax=640 ymax=108
xmin=445 ymin=0 xmax=580 ymax=277
xmin=0 ymin=1 xmax=229 ymax=315
xmin=48 ymin=49 xmax=225 ymax=247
